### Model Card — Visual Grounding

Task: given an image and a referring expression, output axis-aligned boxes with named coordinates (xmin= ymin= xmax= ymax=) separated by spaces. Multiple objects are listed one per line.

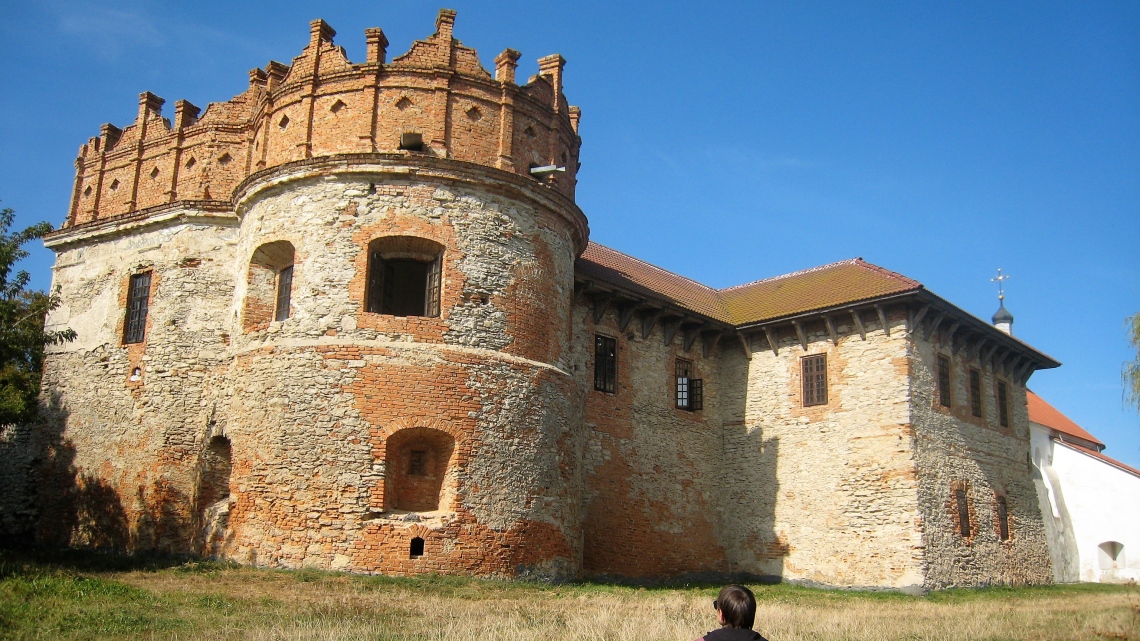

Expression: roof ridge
xmin=586 ymin=241 xmax=722 ymax=296
xmin=718 ymin=258 xmax=863 ymax=293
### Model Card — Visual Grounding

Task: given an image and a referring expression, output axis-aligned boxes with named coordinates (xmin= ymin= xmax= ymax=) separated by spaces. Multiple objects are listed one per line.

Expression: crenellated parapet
xmin=63 ymin=9 xmax=582 ymax=229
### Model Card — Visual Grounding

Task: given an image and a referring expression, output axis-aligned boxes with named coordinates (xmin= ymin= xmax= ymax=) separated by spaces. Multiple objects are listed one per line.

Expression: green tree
xmin=0 ymin=207 xmax=75 ymax=424
xmin=1126 ymin=312 xmax=1140 ymax=412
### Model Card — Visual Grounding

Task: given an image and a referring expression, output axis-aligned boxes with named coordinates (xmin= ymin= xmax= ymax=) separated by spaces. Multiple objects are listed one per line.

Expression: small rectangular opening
xmin=408 ymin=450 xmax=427 ymax=476
xmin=399 ymin=132 xmax=423 ymax=151
xmin=937 ymin=355 xmax=951 ymax=407
xmin=410 ymin=537 xmax=425 ymax=558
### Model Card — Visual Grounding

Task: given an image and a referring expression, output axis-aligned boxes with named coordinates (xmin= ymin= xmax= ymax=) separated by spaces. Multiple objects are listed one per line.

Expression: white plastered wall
xmin=1031 ymin=423 xmax=1140 ymax=583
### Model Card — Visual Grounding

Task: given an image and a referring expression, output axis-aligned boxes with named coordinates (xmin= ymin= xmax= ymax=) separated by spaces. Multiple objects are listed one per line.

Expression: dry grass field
xmin=1 ymin=549 xmax=1136 ymax=641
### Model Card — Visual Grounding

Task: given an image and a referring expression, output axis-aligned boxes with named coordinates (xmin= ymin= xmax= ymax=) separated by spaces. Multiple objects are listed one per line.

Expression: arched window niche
xmin=365 ymin=236 xmax=443 ymax=318
xmin=197 ymin=434 xmax=233 ymax=555
xmin=1099 ymin=541 xmax=1125 ymax=570
xmin=198 ymin=435 xmax=232 ymax=509
xmin=243 ymin=240 xmax=295 ymax=332
xmin=384 ymin=426 xmax=456 ymax=513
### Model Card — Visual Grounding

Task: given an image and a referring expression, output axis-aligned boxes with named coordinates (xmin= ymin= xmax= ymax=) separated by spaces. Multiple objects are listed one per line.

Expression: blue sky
xmin=1 ymin=1 xmax=1137 ymax=466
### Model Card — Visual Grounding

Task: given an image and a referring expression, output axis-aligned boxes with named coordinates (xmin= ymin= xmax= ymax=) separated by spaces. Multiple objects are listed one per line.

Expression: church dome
xmin=992 ymin=301 xmax=1014 ymax=325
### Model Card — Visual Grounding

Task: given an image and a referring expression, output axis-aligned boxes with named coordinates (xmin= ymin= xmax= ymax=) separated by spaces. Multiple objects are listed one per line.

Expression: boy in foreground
xmin=695 ymin=585 xmax=770 ymax=641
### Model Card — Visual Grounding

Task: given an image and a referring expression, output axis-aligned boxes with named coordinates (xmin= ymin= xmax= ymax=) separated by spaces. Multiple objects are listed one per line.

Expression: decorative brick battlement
xmin=63 ymin=9 xmax=581 ymax=229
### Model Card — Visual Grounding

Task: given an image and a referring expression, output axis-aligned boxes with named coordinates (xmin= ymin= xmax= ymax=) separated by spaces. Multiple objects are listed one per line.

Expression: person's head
xmin=713 ymin=584 xmax=756 ymax=629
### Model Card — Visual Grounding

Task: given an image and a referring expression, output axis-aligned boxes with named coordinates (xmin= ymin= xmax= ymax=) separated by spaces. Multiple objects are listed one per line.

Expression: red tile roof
xmin=1026 ymin=390 xmax=1105 ymax=449
xmin=1057 ymin=440 xmax=1140 ymax=479
xmin=576 ymin=243 xmax=730 ymax=321
xmin=576 ymin=243 xmax=922 ymax=325
xmin=719 ymin=259 xmax=922 ymax=325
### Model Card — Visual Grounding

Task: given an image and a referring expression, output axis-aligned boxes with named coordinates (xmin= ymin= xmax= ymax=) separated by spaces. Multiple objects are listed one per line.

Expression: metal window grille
xmin=969 ymin=369 xmax=982 ymax=417
xmin=123 ymin=272 xmax=151 ymax=344
xmin=408 ymin=450 xmax=427 ymax=476
xmin=425 ymin=255 xmax=441 ymax=317
xmin=275 ymin=265 xmax=293 ymax=321
xmin=676 ymin=359 xmax=691 ymax=409
xmin=366 ymin=251 xmax=384 ymax=313
xmin=996 ymin=496 xmax=1010 ymax=541
xmin=366 ymin=250 xmax=442 ymax=317
xmin=937 ymin=355 xmax=951 ymax=407
xmin=997 ymin=381 xmax=1009 ymax=427
xmin=594 ymin=335 xmax=616 ymax=393
xmin=802 ymin=354 xmax=827 ymax=406
xmin=955 ymin=488 xmax=972 ymax=537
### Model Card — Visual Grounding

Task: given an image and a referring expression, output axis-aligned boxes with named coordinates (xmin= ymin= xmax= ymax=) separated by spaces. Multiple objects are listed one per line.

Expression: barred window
xmin=802 ymin=354 xmax=827 ymax=407
xmin=997 ymin=381 xmax=1009 ymax=428
xmin=955 ymin=488 xmax=972 ymax=538
xmin=996 ymin=496 xmax=1010 ymax=541
xmin=123 ymin=272 xmax=151 ymax=344
xmin=275 ymin=265 xmax=293 ymax=321
xmin=937 ymin=354 xmax=951 ymax=407
xmin=365 ymin=237 xmax=444 ymax=318
xmin=969 ymin=368 xmax=982 ymax=418
xmin=675 ymin=359 xmax=703 ymax=411
xmin=594 ymin=335 xmax=616 ymax=393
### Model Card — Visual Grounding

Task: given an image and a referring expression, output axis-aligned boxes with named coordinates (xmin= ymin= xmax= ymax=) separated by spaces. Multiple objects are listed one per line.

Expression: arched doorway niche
xmin=384 ymin=426 xmax=456 ymax=513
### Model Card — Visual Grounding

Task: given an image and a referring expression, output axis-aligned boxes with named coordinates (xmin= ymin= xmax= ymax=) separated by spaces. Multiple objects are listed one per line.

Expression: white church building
xmin=1028 ymin=389 xmax=1140 ymax=583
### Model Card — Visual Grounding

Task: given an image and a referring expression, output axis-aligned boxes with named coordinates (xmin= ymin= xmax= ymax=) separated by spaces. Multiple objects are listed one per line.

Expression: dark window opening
xmin=594 ymin=335 xmax=616 ymax=393
xmin=408 ymin=450 xmax=427 ymax=476
xmin=366 ymin=250 xmax=442 ymax=318
xmin=937 ymin=354 xmax=951 ymax=407
xmin=124 ymin=272 xmax=152 ymax=344
xmin=955 ymin=488 xmax=972 ymax=538
xmin=996 ymin=496 xmax=1010 ymax=541
xmin=410 ymin=536 xmax=425 ymax=558
xmin=997 ymin=381 xmax=1009 ymax=427
xmin=399 ymin=132 xmax=423 ymax=151
xmin=969 ymin=368 xmax=982 ymax=418
xmin=691 ymin=378 xmax=703 ymax=411
xmin=275 ymin=265 xmax=293 ymax=321
xmin=802 ymin=354 xmax=827 ymax=407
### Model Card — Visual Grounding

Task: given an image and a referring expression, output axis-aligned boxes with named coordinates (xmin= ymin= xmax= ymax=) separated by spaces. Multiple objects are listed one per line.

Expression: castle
xmin=17 ymin=10 xmax=1062 ymax=589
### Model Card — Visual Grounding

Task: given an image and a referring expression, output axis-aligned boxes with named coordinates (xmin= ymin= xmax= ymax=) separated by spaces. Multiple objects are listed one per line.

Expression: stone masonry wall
xmin=211 ymin=170 xmax=584 ymax=577
xmin=37 ymin=216 xmax=238 ymax=551
xmin=719 ymin=307 xmax=926 ymax=589
xmin=574 ymin=303 xmax=728 ymax=579
xmin=910 ymin=333 xmax=1052 ymax=588
xmin=34 ymin=163 xmax=587 ymax=579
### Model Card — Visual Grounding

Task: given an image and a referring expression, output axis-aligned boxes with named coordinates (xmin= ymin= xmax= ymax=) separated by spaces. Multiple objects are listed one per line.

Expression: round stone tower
xmin=43 ymin=10 xmax=588 ymax=578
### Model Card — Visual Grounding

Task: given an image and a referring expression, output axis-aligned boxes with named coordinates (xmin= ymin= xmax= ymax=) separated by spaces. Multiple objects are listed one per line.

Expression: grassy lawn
xmin=0 ymin=549 xmax=1137 ymax=640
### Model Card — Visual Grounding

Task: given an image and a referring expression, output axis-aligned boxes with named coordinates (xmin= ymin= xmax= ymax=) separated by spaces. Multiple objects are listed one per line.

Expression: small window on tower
xmin=594 ymin=335 xmax=616 ymax=393
xmin=996 ymin=495 xmax=1011 ymax=541
xmin=969 ymin=368 xmax=982 ymax=417
xmin=937 ymin=354 xmax=951 ymax=408
xmin=675 ymin=359 xmax=703 ymax=411
xmin=955 ymin=487 xmax=972 ymax=538
xmin=365 ymin=237 xmax=444 ymax=318
xmin=275 ymin=265 xmax=293 ymax=321
xmin=123 ymin=272 xmax=152 ymax=344
xmin=997 ymin=380 xmax=1010 ymax=428
xmin=802 ymin=354 xmax=827 ymax=407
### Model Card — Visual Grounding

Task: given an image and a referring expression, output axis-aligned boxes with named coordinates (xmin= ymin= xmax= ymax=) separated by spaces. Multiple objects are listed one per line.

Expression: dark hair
xmin=715 ymin=584 xmax=756 ymax=629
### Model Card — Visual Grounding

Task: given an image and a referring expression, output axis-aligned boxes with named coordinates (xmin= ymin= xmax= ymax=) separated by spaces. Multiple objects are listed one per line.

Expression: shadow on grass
xmin=0 ymin=545 xmax=236 ymax=578
xmin=4 ymin=545 xmax=1136 ymax=604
